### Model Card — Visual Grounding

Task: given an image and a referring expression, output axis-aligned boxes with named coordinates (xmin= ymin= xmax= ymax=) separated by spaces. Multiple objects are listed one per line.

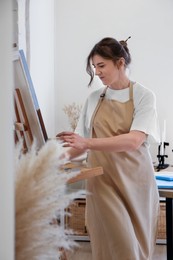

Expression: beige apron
xmin=86 ymin=83 xmax=159 ymax=260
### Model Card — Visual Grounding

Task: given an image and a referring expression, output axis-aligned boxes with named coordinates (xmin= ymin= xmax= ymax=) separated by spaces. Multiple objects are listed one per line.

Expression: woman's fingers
xmin=56 ymin=132 xmax=76 ymax=147
xmin=56 ymin=132 xmax=87 ymax=150
xmin=56 ymin=132 xmax=73 ymax=143
xmin=56 ymin=131 xmax=74 ymax=137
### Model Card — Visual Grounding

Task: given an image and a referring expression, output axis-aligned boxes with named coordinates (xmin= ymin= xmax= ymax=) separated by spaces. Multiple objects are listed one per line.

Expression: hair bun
xmin=119 ymin=36 xmax=131 ymax=47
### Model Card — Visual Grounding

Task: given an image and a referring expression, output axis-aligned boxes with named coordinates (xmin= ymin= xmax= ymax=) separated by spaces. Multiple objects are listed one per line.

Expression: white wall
xmin=18 ymin=0 xmax=27 ymax=55
xmin=55 ymin=0 xmax=173 ymax=164
xmin=29 ymin=0 xmax=55 ymax=138
xmin=0 ymin=1 xmax=14 ymax=259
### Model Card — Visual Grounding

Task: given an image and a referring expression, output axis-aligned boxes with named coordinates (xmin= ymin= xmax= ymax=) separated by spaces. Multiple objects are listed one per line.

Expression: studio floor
xmin=66 ymin=241 xmax=166 ymax=260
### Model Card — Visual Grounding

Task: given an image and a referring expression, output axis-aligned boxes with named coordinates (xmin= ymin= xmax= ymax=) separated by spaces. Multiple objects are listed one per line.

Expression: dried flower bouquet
xmin=15 ymin=139 xmax=84 ymax=260
xmin=63 ymin=102 xmax=82 ymax=131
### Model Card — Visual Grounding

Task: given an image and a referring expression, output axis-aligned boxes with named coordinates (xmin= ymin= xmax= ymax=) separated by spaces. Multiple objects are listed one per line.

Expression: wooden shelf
xmin=61 ymin=162 xmax=103 ymax=184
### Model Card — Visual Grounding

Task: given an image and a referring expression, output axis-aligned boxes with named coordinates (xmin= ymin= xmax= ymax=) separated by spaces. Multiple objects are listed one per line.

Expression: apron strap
xmin=129 ymin=81 xmax=134 ymax=100
xmin=89 ymin=87 xmax=108 ymax=137
xmin=100 ymin=86 xmax=108 ymax=98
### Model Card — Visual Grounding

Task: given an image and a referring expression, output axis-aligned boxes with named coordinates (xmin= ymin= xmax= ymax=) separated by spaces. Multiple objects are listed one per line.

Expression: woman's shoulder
xmin=133 ymin=82 xmax=156 ymax=105
xmin=133 ymin=82 xmax=155 ymax=96
xmin=133 ymin=82 xmax=156 ymax=99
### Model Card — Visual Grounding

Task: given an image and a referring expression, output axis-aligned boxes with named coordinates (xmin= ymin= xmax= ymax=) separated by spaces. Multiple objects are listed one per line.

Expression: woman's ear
xmin=117 ymin=58 xmax=125 ymax=69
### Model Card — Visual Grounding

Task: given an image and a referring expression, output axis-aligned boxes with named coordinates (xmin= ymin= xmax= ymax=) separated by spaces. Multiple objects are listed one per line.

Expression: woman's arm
xmin=57 ymin=130 xmax=147 ymax=153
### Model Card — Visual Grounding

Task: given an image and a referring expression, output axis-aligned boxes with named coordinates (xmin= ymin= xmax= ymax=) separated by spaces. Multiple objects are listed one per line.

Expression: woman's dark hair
xmin=86 ymin=37 xmax=131 ymax=86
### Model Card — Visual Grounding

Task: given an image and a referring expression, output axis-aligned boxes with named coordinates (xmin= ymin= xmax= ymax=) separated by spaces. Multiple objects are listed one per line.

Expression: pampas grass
xmin=15 ymin=139 xmax=84 ymax=260
xmin=63 ymin=102 xmax=82 ymax=131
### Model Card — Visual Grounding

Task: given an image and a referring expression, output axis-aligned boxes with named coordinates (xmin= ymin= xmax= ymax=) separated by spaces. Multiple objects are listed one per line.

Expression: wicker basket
xmin=65 ymin=199 xmax=167 ymax=239
xmin=157 ymin=202 xmax=166 ymax=240
xmin=65 ymin=199 xmax=88 ymax=236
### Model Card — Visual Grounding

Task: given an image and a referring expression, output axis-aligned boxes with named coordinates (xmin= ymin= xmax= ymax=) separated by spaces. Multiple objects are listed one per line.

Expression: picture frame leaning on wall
xmin=13 ymin=49 xmax=48 ymax=151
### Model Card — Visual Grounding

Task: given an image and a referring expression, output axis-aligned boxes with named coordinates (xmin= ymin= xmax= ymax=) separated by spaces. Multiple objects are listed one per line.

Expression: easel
xmin=13 ymin=87 xmax=69 ymax=260
xmin=13 ymin=50 xmax=69 ymax=259
xmin=14 ymin=88 xmax=33 ymax=152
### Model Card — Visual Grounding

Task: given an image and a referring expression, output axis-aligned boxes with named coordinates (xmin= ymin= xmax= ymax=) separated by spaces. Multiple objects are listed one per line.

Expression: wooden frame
xmin=13 ymin=50 xmax=48 ymax=150
xmin=14 ymin=88 xmax=33 ymax=152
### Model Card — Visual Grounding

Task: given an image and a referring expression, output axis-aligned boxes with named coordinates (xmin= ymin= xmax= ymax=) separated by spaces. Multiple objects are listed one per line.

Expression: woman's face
xmin=92 ymin=54 xmax=125 ymax=88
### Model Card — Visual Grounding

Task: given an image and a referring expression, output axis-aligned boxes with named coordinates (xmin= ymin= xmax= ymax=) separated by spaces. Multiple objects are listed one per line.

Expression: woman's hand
xmin=56 ymin=131 xmax=89 ymax=151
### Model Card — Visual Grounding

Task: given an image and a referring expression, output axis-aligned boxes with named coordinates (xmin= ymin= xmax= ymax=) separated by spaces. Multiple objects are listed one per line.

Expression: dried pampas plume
xmin=15 ymin=139 xmax=84 ymax=260
xmin=63 ymin=102 xmax=82 ymax=131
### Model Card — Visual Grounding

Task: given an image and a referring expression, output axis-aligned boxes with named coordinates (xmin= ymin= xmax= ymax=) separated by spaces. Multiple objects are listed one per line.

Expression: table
xmin=158 ymin=189 xmax=173 ymax=260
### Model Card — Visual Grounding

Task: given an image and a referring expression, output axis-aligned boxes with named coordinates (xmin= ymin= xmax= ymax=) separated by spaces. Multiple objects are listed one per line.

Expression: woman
xmin=57 ymin=37 xmax=160 ymax=260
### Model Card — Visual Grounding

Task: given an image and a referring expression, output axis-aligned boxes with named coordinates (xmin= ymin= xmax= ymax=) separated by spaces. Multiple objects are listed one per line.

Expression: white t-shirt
xmin=75 ymin=82 xmax=160 ymax=143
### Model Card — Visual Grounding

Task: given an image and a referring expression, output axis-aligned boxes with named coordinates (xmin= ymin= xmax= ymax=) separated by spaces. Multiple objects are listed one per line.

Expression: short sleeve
xmin=130 ymin=87 xmax=160 ymax=144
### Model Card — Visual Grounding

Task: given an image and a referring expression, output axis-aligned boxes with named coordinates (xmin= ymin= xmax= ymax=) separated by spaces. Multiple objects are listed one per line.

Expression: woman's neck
xmin=109 ymin=78 xmax=130 ymax=90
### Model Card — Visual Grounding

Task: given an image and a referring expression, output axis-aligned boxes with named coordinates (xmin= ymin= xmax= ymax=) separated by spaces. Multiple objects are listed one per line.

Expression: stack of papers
xmin=155 ymin=171 xmax=173 ymax=189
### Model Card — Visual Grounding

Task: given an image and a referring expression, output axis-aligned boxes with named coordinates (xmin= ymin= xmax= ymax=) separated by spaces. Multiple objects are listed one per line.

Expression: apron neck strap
xmin=100 ymin=86 xmax=108 ymax=99
xmin=129 ymin=81 xmax=134 ymax=100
